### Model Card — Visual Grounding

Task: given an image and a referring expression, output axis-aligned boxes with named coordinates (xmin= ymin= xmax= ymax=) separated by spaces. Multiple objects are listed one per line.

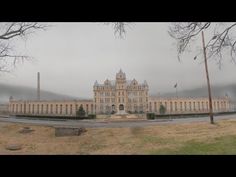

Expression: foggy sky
xmin=0 ymin=22 xmax=236 ymax=98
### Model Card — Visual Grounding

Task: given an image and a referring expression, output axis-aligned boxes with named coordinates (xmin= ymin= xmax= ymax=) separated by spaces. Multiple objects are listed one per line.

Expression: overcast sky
xmin=0 ymin=22 xmax=236 ymax=98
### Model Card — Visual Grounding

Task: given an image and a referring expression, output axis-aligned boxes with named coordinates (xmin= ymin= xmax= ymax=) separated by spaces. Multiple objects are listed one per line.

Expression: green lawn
xmin=150 ymin=135 xmax=236 ymax=155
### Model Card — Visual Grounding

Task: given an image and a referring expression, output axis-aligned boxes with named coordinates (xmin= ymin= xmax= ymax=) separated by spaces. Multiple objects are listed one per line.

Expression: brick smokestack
xmin=37 ymin=72 xmax=40 ymax=100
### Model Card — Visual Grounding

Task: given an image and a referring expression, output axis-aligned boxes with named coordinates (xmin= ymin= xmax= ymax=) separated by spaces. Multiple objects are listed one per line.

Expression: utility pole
xmin=201 ymin=31 xmax=214 ymax=124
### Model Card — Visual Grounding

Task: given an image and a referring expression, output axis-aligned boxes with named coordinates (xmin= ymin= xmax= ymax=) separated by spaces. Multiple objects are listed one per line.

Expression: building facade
xmin=8 ymin=70 xmax=231 ymax=116
xmin=149 ymin=96 xmax=231 ymax=114
xmin=93 ymin=69 xmax=149 ymax=114
xmin=9 ymin=99 xmax=94 ymax=117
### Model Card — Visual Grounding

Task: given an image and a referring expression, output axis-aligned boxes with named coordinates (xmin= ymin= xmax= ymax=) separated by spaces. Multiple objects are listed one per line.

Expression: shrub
xmin=159 ymin=105 xmax=166 ymax=115
xmin=88 ymin=114 xmax=96 ymax=119
xmin=76 ymin=105 xmax=86 ymax=118
xmin=146 ymin=113 xmax=155 ymax=120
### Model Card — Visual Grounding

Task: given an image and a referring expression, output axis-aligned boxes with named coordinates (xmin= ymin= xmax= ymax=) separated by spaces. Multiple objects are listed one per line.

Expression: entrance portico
xmin=116 ymin=104 xmax=127 ymax=115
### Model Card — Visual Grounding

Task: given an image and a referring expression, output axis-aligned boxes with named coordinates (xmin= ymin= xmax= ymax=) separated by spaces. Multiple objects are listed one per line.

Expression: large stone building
xmin=8 ymin=70 xmax=231 ymax=116
xmin=93 ymin=69 xmax=149 ymax=114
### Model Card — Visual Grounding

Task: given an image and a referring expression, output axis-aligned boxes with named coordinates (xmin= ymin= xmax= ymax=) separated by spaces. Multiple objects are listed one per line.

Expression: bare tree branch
xmin=168 ymin=22 xmax=236 ymax=67
xmin=105 ymin=22 xmax=133 ymax=38
xmin=0 ymin=22 xmax=48 ymax=73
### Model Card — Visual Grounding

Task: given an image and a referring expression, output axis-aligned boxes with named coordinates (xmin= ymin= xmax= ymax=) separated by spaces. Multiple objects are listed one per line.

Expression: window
xmin=175 ymin=102 xmax=177 ymax=111
xmin=50 ymin=104 xmax=53 ymax=114
xmin=37 ymin=104 xmax=39 ymax=114
xmin=60 ymin=105 xmax=62 ymax=114
xmin=41 ymin=104 xmax=44 ymax=114
xmin=180 ymin=102 xmax=182 ymax=111
xmin=46 ymin=104 xmax=48 ymax=114
xmin=32 ymin=104 xmax=34 ymax=114
xmin=56 ymin=105 xmax=58 ymax=114
xmin=66 ymin=105 xmax=68 ymax=114
xmin=189 ymin=102 xmax=192 ymax=111
xmin=170 ymin=102 xmax=173 ymax=112
xmin=70 ymin=104 xmax=73 ymax=115
xmin=29 ymin=104 xmax=31 ymax=114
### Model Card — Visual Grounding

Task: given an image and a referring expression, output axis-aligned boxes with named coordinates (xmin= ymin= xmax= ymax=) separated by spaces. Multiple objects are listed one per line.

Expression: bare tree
xmin=168 ymin=22 xmax=236 ymax=66
xmin=169 ymin=22 xmax=236 ymax=124
xmin=106 ymin=22 xmax=133 ymax=38
xmin=0 ymin=22 xmax=47 ymax=73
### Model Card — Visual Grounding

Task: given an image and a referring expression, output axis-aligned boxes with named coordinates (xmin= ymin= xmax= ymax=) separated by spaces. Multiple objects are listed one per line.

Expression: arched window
xmin=60 ymin=105 xmax=62 ymax=114
xmin=28 ymin=104 xmax=31 ymax=114
xmin=32 ymin=104 xmax=34 ymax=114
xmin=86 ymin=104 xmax=88 ymax=113
xmin=56 ymin=104 xmax=58 ymax=114
xmin=70 ymin=104 xmax=73 ymax=115
xmin=20 ymin=104 xmax=22 ymax=113
xmin=46 ymin=104 xmax=48 ymax=114
xmin=37 ymin=104 xmax=39 ymax=114
xmin=65 ymin=105 xmax=68 ymax=115
xmin=41 ymin=104 xmax=44 ymax=114
xmin=50 ymin=104 xmax=53 ymax=114
xmin=12 ymin=104 xmax=15 ymax=113
xmin=91 ymin=104 xmax=93 ymax=113
xmin=170 ymin=102 xmax=173 ymax=112
xmin=76 ymin=104 xmax=79 ymax=111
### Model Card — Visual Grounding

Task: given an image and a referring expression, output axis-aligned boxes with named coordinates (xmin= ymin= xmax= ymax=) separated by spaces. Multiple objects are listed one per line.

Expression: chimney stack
xmin=37 ymin=72 xmax=40 ymax=100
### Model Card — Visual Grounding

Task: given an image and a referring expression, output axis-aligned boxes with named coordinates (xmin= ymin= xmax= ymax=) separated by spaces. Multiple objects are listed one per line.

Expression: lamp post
xmin=201 ymin=31 xmax=214 ymax=124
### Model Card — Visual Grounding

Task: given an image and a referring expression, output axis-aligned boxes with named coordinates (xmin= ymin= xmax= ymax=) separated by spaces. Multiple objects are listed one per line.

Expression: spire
xmin=116 ymin=69 xmax=126 ymax=80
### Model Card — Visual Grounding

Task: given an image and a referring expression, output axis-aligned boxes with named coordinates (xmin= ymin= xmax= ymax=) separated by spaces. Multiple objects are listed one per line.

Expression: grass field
xmin=1 ymin=119 xmax=236 ymax=154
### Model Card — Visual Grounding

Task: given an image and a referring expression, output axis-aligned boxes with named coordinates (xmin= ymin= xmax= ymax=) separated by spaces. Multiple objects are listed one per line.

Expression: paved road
xmin=0 ymin=114 xmax=236 ymax=128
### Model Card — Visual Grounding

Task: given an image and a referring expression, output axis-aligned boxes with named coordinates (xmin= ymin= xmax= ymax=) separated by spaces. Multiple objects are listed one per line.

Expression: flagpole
xmin=176 ymin=87 xmax=178 ymax=98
